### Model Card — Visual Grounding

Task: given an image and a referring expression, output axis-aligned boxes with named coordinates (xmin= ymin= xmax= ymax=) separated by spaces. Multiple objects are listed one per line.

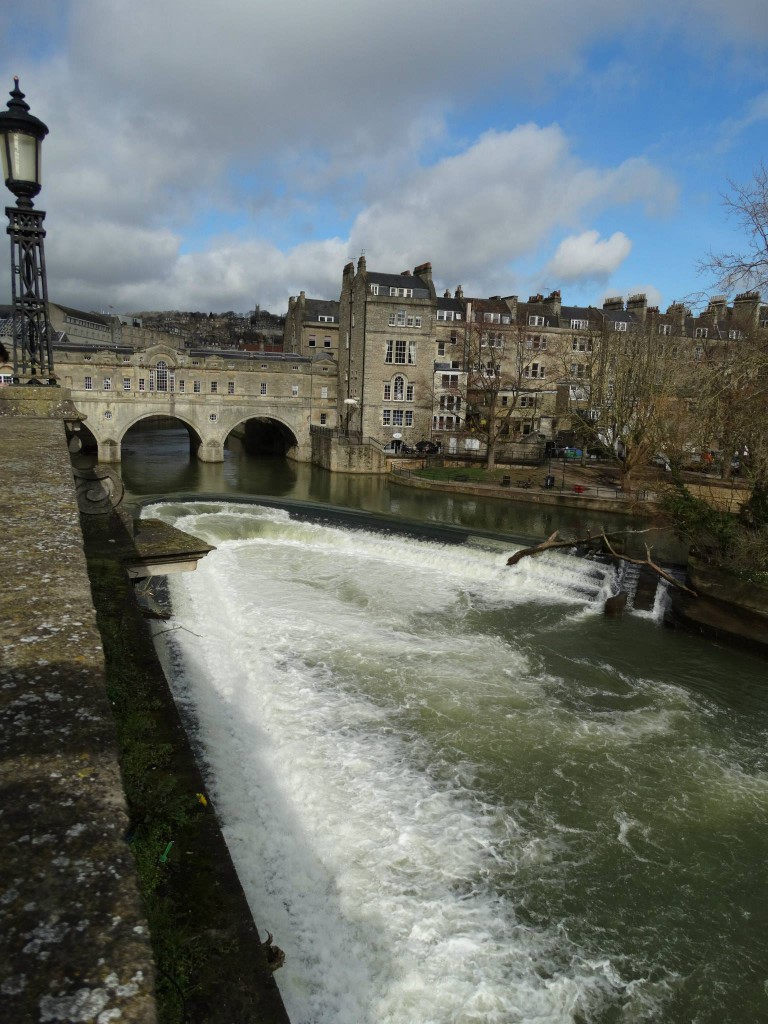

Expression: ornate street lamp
xmin=0 ymin=77 xmax=55 ymax=382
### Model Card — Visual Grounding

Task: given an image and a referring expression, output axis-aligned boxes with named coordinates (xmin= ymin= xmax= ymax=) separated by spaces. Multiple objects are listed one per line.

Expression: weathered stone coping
xmin=0 ymin=415 xmax=157 ymax=1021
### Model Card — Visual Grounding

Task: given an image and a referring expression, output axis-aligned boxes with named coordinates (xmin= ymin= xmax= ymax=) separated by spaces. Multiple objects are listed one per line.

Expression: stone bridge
xmin=55 ymin=342 xmax=339 ymax=463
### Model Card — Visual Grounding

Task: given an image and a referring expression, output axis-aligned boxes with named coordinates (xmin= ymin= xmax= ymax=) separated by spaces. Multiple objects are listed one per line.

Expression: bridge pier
xmin=197 ymin=438 xmax=224 ymax=463
xmin=98 ymin=437 xmax=121 ymax=463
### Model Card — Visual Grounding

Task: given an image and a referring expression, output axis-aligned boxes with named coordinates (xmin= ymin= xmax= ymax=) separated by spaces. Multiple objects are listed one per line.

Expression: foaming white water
xmin=147 ymin=502 xmax=746 ymax=1024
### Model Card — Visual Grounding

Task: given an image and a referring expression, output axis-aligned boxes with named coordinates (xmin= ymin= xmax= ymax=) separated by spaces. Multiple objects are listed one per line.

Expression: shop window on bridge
xmin=260 ymin=382 xmax=267 ymax=396
xmin=228 ymin=381 xmax=235 ymax=395
xmin=84 ymin=376 xmax=93 ymax=390
xmin=103 ymin=377 xmax=111 ymax=391
xmin=292 ymin=385 xmax=299 ymax=397
xmin=138 ymin=378 xmax=145 ymax=392
xmin=178 ymin=380 xmax=185 ymax=393
xmin=122 ymin=377 xmax=131 ymax=391
xmin=321 ymin=386 xmax=328 ymax=398
xmin=211 ymin=381 xmax=218 ymax=394
xmin=193 ymin=380 xmax=201 ymax=393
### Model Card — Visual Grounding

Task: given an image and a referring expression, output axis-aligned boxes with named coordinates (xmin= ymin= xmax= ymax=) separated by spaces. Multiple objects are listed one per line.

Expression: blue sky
xmin=1 ymin=0 xmax=767 ymax=314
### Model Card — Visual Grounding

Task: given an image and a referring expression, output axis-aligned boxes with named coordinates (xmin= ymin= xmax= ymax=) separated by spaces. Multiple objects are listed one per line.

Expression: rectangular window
xmin=570 ymin=318 xmax=589 ymax=329
xmin=370 ymin=284 xmax=380 ymax=295
xmin=318 ymin=315 xmax=335 ymax=323
xmin=320 ymin=386 xmax=328 ymax=398
xmin=388 ymin=313 xmax=396 ymax=326
xmin=193 ymin=380 xmax=201 ymax=393
xmin=228 ymin=381 xmax=235 ymax=395
xmin=570 ymin=363 xmax=587 ymax=378
xmin=178 ymin=380 xmax=185 ymax=393
xmin=390 ymin=287 xmax=413 ymax=297
xmin=323 ymin=337 xmax=331 ymax=347
xmin=211 ymin=381 xmax=218 ymax=394
xmin=694 ymin=327 xmax=708 ymax=339
xmin=149 ymin=371 xmax=155 ymax=392
xmin=103 ymin=377 xmax=111 ymax=390
xmin=528 ymin=315 xmax=544 ymax=326
xmin=406 ymin=384 xmax=414 ymax=401
xmin=437 ymin=309 xmax=453 ymax=321
xmin=728 ymin=330 xmax=741 ymax=340
xmin=408 ymin=341 xmax=416 ymax=365
xmin=525 ymin=363 xmax=545 ymax=379
xmin=122 ymin=377 xmax=131 ymax=391
xmin=572 ymin=337 xmax=592 ymax=351
xmin=659 ymin=324 xmax=672 ymax=336
xmin=382 ymin=409 xmax=392 ymax=426
xmin=483 ymin=312 xmax=501 ymax=323
xmin=260 ymin=382 xmax=267 ymax=395
xmin=291 ymin=384 xmax=299 ymax=397
xmin=414 ymin=316 xmax=421 ymax=328
xmin=84 ymin=376 xmax=93 ymax=390
xmin=383 ymin=384 xmax=391 ymax=400
xmin=138 ymin=378 xmax=145 ymax=392
xmin=392 ymin=409 xmax=404 ymax=426
xmin=615 ymin=321 xmax=628 ymax=332
xmin=405 ymin=410 xmax=413 ymax=427
xmin=396 ymin=310 xmax=406 ymax=327
xmin=385 ymin=340 xmax=393 ymax=363
xmin=437 ymin=341 xmax=446 ymax=356
xmin=694 ymin=346 xmax=703 ymax=361
xmin=441 ymin=374 xmax=459 ymax=388
xmin=395 ymin=340 xmax=407 ymax=364
xmin=308 ymin=334 xmax=316 ymax=347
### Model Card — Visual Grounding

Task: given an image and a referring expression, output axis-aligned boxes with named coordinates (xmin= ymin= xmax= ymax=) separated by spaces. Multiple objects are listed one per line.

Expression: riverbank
xmin=81 ymin=508 xmax=291 ymax=1024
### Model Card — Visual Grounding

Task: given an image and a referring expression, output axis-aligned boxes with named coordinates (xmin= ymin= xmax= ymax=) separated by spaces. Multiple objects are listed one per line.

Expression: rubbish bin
xmin=544 ymin=475 xmax=555 ymax=489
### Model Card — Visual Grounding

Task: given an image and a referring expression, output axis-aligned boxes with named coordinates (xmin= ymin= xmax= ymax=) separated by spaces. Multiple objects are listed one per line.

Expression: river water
xmin=121 ymin=424 xmax=768 ymax=1024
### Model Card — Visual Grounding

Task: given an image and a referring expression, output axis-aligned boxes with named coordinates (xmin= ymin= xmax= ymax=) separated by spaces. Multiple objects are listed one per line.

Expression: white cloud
xmin=0 ymin=0 xmax=761 ymax=311
xmin=546 ymin=230 xmax=633 ymax=283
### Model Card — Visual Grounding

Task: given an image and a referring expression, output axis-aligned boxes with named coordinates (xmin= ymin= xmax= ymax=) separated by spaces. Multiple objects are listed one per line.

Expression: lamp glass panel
xmin=5 ymin=131 xmax=39 ymax=184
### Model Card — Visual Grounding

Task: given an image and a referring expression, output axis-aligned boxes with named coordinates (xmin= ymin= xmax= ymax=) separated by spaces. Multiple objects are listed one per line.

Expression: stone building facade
xmin=338 ymin=256 xmax=437 ymax=444
xmin=284 ymin=291 xmax=340 ymax=359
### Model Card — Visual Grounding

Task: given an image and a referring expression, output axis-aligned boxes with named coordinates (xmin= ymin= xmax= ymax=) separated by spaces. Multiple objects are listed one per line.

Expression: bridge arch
xmin=224 ymin=414 xmax=301 ymax=458
xmin=114 ymin=412 xmax=206 ymax=464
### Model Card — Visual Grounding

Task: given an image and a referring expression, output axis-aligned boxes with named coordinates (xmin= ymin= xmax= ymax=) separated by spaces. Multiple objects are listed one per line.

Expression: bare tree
xmin=463 ymin=317 xmax=533 ymax=471
xmin=563 ymin=321 xmax=689 ymax=489
xmin=702 ymin=163 xmax=768 ymax=295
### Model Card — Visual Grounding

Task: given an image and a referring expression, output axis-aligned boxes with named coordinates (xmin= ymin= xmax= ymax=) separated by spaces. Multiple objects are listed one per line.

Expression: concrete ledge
xmin=390 ymin=469 xmax=657 ymax=516
xmin=0 ymin=416 xmax=156 ymax=1022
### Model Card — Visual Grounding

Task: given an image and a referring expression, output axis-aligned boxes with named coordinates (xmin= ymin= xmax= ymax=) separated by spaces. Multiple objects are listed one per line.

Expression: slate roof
xmin=367 ymin=271 xmax=430 ymax=294
xmin=304 ymin=298 xmax=340 ymax=322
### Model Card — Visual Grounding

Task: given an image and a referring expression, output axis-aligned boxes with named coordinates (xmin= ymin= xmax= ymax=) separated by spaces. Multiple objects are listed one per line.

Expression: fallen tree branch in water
xmin=506 ymin=528 xmax=697 ymax=598
xmin=600 ymin=533 xmax=698 ymax=597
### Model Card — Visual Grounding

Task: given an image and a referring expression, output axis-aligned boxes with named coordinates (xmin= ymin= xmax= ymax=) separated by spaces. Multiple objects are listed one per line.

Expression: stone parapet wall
xmin=0 ymin=410 xmax=156 ymax=1021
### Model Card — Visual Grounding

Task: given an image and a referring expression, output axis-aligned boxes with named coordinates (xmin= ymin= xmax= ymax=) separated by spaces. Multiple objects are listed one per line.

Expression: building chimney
xmin=626 ymin=293 xmax=647 ymax=322
xmin=733 ymin=289 xmax=760 ymax=328
xmin=603 ymin=296 xmax=624 ymax=311
xmin=544 ymin=289 xmax=561 ymax=317
xmin=413 ymin=262 xmax=432 ymax=283
xmin=455 ymin=285 xmax=464 ymax=299
xmin=357 ymin=254 xmax=366 ymax=274
xmin=444 ymin=289 xmax=451 ymax=298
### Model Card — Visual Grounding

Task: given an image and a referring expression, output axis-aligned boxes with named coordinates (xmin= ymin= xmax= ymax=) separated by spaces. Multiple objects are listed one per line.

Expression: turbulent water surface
xmin=145 ymin=500 xmax=768 ymax=1024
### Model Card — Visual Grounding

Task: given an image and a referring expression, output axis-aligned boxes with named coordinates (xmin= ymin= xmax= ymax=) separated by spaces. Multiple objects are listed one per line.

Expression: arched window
xmin=156 ymin=360 xmax=168 ymax=392
xmin=393 ymin=375 xmax=405 ymax=401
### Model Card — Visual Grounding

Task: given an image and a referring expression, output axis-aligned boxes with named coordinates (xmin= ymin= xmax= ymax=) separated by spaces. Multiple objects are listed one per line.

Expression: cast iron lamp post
xmin=0 ymin=77 xmax=54 ymax=383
